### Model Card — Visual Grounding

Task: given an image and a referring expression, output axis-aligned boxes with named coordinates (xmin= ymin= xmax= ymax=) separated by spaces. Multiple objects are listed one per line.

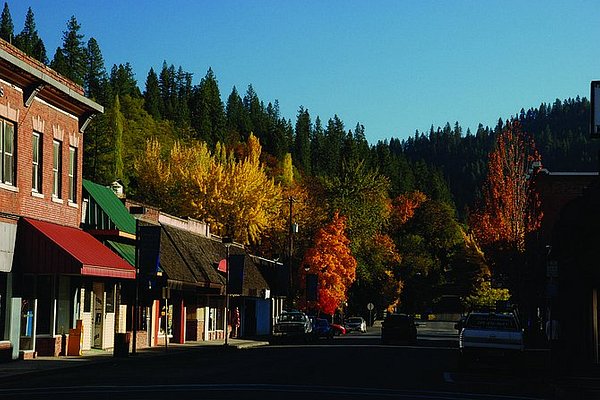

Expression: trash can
xmin=114 ymin=332 xmax=130 ymax=358
xmin=67 ymin=320 xmax=83 ymax=356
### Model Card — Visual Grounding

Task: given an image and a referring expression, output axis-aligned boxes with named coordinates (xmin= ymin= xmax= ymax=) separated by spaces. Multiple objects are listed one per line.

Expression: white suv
xmin=458 ymin=311 xmax=524 ymax=366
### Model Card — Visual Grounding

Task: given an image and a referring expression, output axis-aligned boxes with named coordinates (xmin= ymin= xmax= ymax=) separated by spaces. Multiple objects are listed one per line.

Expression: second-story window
xmin=32 ymin=132 xmax=42 ymax=192
xmin=1 ymin=120 xmax=15 ymax=186
xmin=68 ymin=146 xmax=76 ymax=202
xmin=52 ymin=140 xmax=62 ymax=198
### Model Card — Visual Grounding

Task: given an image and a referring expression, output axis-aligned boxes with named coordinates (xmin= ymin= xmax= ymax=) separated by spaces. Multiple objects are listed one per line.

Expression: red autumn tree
xmin=391 ymin=191 xmax=427 ymax=227
xmin=302 ymin=213 xmax=357 ymax=315
xmin=470 ymin=120 xmax=543 ymax=253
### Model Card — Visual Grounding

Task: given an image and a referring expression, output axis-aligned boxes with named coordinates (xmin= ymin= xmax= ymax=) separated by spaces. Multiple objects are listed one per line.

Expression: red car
xmin=330 ymin=323 xmax=346 ymax=335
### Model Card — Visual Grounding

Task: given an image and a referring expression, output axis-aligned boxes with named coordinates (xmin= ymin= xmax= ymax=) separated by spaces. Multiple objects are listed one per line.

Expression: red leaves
xmin=471 ymin=120 xmax=543 ymax=253
xmin=301 ymin=213 xmax=357 ymax=315
xmin=392 ymin=191 xmax=427 ymax=226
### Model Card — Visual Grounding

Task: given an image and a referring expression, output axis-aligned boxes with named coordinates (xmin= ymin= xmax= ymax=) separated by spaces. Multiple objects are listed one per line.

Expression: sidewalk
xmin=0 ymin=337 xmax=270 ymax=381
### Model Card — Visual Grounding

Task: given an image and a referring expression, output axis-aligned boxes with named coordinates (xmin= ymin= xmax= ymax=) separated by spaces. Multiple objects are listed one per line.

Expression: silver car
xmin=345 ymin=316 xmax=367 ymax=333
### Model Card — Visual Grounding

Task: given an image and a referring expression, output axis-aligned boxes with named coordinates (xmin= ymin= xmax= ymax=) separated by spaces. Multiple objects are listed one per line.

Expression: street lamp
xmin=222 ymin=237 xmax=233 ymax=346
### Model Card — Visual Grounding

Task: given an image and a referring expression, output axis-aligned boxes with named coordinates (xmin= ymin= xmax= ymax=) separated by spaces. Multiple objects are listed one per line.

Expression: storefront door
xmin=93 ymin=283 xmax=104 ymax=348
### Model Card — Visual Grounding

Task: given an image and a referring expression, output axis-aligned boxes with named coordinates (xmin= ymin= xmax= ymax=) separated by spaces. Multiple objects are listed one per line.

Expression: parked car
xmin=312 ymin=318 xmax=334 ymax=340
xmin=330 ymin=323 xmax=346 ymax=336
xmin=345 ymin=316 xmax=367 ymax=333
xmin=458 ymin=311 xmax=524 ymax=367
xmin=272 ymin=311 xmax=313 ymax=343
xmin=381 ymin=314 xmax=417 ymax=344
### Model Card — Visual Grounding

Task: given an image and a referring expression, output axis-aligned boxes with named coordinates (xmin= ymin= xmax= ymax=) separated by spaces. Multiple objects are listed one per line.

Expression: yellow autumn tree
xmin=204 ymin=134 xmax=282 ymax=243
xmin=135 ymin=134 xmax=282 ymax=245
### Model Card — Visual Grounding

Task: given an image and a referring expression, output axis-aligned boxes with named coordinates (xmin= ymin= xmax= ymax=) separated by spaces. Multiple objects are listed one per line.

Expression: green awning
xmin=83 ymin=180 xmax=136 ymax=235
xmin=107 ymin=240 xmax=135 ymax=266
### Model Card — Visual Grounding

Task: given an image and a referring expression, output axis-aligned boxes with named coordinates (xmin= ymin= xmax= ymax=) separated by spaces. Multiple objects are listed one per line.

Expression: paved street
xmin=0 ymin=322 xmax=579 ymax=400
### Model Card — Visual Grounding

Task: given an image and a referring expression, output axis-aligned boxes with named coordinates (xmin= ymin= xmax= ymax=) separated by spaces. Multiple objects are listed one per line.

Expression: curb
xmin=234 ymin=341 xmax=270 ymax=349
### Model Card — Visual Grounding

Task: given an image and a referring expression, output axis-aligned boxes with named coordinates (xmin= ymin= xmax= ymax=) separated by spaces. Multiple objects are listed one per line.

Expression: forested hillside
xmin=3 ymin=4 xmax=596 ymax=314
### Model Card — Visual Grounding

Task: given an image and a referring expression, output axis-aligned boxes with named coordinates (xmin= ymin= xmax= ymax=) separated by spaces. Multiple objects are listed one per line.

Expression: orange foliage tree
xmin=301 ymin=213 xmax=357 ymax=315
xmin=470 ymin=120 xmax=542 ymax=253
xmin=391 ymin=191 xmax=427 ymax=226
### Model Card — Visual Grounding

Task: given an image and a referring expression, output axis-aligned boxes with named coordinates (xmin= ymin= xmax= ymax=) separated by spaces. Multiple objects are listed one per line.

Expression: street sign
xmin=367 ymin=302 xmax=374 ymax=311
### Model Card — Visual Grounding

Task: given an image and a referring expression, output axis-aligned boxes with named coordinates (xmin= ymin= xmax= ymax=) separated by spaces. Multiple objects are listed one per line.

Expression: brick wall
xmin=0 ymin=75 xmax=82 ymax=228
xmin=36 ymin=335 xmax=63 ymax=357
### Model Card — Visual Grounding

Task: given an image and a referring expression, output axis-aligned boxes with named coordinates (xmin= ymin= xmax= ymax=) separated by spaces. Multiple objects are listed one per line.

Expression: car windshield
xmin=466 ymin=314 xmax=518 ymax=331
xmin=278 ymin=313 xmax=305 ymax=322
xmin=347 ymin=318 xmax=362 ymax=323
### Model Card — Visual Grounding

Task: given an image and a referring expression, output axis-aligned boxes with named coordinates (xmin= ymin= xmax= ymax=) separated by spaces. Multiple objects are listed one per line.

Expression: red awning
xmin=17 ymin=218 xmax=136 ymax=279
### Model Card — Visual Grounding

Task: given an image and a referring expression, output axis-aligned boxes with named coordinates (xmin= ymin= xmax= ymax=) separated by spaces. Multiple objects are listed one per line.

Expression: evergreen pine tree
xmin=109 ymin=63 xmax=140 ymax=98
xmin=84 ymin=37 xmax=108 ymax=104
xmin=294 ymin=106 xmax=312 ymax=174
xmin=190 ymin=68 xmax=225 ymax=145
xmin=143 ymin=67 xmax=161 ymax=119
xmin=159 ymin=61 xmax=177 ymax=120
xmin=51 ymin=16 xmax=87 ymax=85
xmin=311 ymin=116 xmax=324 ymax=175
xmin=14 ymin=7 xmax=47 ymax=64
xmin=0 ymin=2 xmax=13 ymax=43
xmin=225 ymin=86 xmax=250 ymax=140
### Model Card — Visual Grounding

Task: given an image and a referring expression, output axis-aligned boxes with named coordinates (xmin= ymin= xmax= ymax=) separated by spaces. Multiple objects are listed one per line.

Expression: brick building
xmin=0 ymin=39 xmax=134 ymax=360
xmin=527 ymin=169 xmax=599 ymax=364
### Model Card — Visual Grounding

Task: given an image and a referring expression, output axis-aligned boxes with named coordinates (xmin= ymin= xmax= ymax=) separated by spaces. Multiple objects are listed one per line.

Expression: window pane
xmin=3 ymin=154 xmax=12 ymax=184
xmin=68 ymin=147 xmax=76 ymax=202
xmin=4 ymin=123 xmax=12 ymax=154
xmin=53 ymin=142 xmax=59 ymax=169
xmin=52 ymin=141 xmax=61 ymax=197
xmin=32 ymin=134 xmax=39 ymax=191
xmin=32 ymin=134 xmax=39 ymax=164
xmin=2 ymin=122 xmax=14 ymax=185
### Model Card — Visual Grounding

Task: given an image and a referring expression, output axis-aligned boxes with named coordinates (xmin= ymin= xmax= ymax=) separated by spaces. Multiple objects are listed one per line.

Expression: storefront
xmin=12 ymin=217 xmax=135 ymax=357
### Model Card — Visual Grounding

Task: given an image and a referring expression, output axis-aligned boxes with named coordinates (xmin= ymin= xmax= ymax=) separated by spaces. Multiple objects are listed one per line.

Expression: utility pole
xmin=287 ymin=196 xmax=296 ymax=309
xmin=222 ymin=237 xmax=232 ymax=346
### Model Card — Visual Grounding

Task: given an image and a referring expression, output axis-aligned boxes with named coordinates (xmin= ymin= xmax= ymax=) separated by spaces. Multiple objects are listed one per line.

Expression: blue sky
xmin=7 ymin=1 xmax=600 ymax=144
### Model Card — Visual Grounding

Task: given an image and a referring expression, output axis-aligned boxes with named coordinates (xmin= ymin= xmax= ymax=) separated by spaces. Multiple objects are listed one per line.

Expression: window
xmin=32 ymin=132 xmax=42 ymax=192
xmin=0 ymin=120 xmax=15 ymax=186
xmin=68 ymin=146 xmax=76 ymax=202
xmin=52 ymin=140 xmax=62 ymax=198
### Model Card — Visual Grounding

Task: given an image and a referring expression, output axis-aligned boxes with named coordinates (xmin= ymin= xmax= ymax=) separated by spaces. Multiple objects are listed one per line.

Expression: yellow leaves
xmin=135 ymin=134 xmax=283 ymax=245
